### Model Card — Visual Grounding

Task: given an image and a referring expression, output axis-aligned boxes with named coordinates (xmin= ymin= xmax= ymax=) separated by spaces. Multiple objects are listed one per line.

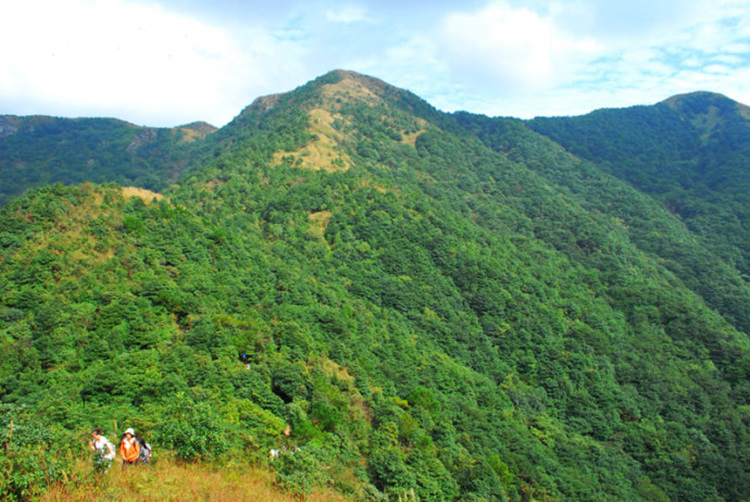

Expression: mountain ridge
xmin=526 ymin=87 xmax=750 ymax=281
xmin=0 ymin=114 xmax=218 ymax=206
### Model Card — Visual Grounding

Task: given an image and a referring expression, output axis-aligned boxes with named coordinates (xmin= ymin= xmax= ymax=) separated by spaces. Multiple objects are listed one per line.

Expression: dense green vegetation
xmin=459 ymin=108 xmax=750 ymax=340
xmin=1 ymin=71 xmax=750 ymax=500
xmin=0 ymin=115 xmax=215 ymax=206
xmin=527 ymin=92 xmax=750 ymax=281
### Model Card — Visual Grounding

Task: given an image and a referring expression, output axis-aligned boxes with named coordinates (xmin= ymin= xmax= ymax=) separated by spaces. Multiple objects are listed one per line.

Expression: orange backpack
xmin=120 ymin=437 xmax=141 ymax=462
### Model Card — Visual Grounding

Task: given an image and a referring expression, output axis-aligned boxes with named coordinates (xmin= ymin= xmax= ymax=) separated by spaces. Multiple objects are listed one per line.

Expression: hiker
xmin=90 ymin=427 xmax=116 ymax=472
xmin=138 ymin=437 xmax=153 ymax=464
xmin=120 ymin=428 xmax=141 ymax=469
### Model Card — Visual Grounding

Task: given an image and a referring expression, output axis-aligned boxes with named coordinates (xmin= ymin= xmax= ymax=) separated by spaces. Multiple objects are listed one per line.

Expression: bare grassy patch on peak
xmin=320 ymin=76 xmax=381 ymax=106
xmin=323 ymin=74 xmax=428 ymax=146
xmin=272 ymin=108 xmax=353 ymax=172
xmin=122 ymin=186 xmax=165 ymax=203
xmin=310 ymin=109 xmax=344 ymax=140
xmin=176 ymin=121 xmax=217 ymax=143
xmin=177 ymin=127 xmax=206 ymax=144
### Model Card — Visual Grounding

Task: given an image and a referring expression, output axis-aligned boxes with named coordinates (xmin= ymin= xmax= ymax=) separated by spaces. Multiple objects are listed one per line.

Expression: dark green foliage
xmin=0 ymin=405 xmax=75 ymax=501
xmin=1 ymin=72 xmax=750 ymax=501
xmin=0 ymin=116 xmax=216 ymax=206
xmin=275 ymin=442 xmax=334 ymax=496
xmin=153 ymin=394 xmax=230 ymax=462
xmin=525 ymin=92 xmax=750 ymax=308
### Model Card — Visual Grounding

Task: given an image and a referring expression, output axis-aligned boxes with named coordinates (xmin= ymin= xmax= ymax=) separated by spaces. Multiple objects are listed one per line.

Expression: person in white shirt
xmin=90 ymin=427 xmax=116 ymax=471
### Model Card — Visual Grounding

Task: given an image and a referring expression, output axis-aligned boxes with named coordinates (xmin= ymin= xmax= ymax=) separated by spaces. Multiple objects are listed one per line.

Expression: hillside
xmin=527 ymin=92 xmax=750 ymax=281
xmin=1 ymin=70 xmax=750 ymax=501
xmin=0 ymin=115 xmax=216 ymax=206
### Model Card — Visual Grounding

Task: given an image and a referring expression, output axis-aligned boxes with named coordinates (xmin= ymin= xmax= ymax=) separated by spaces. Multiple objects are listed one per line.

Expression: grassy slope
xmin=41 ymin=456 xmax=348 ymax=501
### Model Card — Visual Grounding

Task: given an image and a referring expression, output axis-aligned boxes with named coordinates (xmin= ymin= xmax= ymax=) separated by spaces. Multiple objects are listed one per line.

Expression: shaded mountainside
xmin=457 ymin=108 xmax=750 ymax=340
xmin=0 ymin=115 xmax=217 ymax=206
xmin=527 ymin=92 xmax=750 ymax=280
xmin=2 ymin=70 xmax=750 ymax=501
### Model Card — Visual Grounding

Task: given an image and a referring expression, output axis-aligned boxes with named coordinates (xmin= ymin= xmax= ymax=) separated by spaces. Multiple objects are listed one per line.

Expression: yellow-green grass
xmin=42 ymin=455 xmax=350 ymax=502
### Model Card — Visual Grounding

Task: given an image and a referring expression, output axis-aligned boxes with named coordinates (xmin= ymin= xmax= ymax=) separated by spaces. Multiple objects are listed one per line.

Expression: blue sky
xmin=1 ymin=0 xmax=749 ymax=127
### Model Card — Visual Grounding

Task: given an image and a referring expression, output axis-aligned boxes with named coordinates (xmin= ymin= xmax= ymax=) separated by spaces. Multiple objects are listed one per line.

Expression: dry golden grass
xmin=177 ymin=127 xmax=203 ymax=143
xmin=319 ymin=75 xmax=381 ymax=105
xmin=400 ymin=128 xmax=424 ymax=146
xmin=307 ymin=210 xmax=332 ymax=240
xmin=319 ymin=74 xmax=427 ymax=147
xmin=121 ymin=186 xmax=165 ymax=203
xmin=271 ymin=73 xmax=427 ymax=172
xmin=318 ymin=356 xmax=354 ymax=384
xmin=176 ymin=124 xmax=216 ymax=143
xmin=272 ymin=108 xmax=353 ymax=172
xmin=42 ymin=456 xmax=349 ymax=502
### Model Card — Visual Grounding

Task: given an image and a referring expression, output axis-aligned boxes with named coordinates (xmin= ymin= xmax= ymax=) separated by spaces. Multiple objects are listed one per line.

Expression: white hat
xmin=124 ymin=428 xmax=136 ymax=436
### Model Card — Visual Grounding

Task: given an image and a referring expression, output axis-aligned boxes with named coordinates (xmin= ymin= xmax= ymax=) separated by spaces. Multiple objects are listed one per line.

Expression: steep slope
xmin=457 ymin=110 xmax=750 ymax=340
xmin=1 ymin=71 xmax=750 ymax=501
xmin=0 ymin=115 xmax=217 ymax=205
xmin=527 ymin=92 xmax=750 ymax=281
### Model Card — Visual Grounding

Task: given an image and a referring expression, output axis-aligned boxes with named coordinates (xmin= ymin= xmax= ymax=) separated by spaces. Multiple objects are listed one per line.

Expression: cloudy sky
xmin=1 ymin=0 xmax=749 ymax=127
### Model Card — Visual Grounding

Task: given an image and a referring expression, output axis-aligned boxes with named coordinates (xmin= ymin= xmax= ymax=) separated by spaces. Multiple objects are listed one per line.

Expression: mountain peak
xmin=238 ymin=70 xmax=436 ymax=124
xmin=262 ymin=71 xmax=395 ymax=172
xmin=661 ymin=90 xmax=735 ymax=105
xmin=316 ymin=70 xmax=393 ymax=109
xmin=252 ymin=70 xmax=396 ymax=114
xmin=659 ymin=91 xmax=750 ymax=140
xmin=326 ymin=69 xmax=393 ymax=94
xmin=662 ymin=90 xmax=750 ymax=120
xmin=220 ymin=70 xmax=435 ymax=173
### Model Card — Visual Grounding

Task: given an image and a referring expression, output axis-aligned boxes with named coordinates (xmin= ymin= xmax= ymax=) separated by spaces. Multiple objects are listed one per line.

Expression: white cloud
xmin=0 ymin=0 xmax=271 ymax=126
xmin=2 ymin=0 xmax=750 ymax=126
xmin=438 ymin=2 xmax=600 ymax=95
xmin=325 ymin=5 xmax=368 ymax=24
xmin=417 ymin=0 xmax=750 ymax=118
xmin=714 ymin=54 xmax=745 ymax=66
xmin=723 ymin=43 xmax=750 ymax=54
xmin=703 ymin=64 xmax=732 ymax=75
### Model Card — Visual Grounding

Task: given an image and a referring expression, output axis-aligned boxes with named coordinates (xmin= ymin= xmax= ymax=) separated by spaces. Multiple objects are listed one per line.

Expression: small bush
xmin=153 ymin=395 xmax=229 ymax=462
xmin=275 ymin=443 xmax=332 ymax=496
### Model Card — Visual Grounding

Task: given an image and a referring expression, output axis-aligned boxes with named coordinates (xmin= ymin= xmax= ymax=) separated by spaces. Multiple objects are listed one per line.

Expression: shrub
xmin=153 ymin=395 xmax=229 ymax=462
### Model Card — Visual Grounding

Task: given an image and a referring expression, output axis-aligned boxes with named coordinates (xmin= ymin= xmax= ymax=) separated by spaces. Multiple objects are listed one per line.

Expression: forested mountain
xmin=2 ymin=70 xmax=750 ymax=501
xmin=527 ymin=92 xmax=750 ymax=281
xmin=0 ymin=115 xmax=216 ymax=205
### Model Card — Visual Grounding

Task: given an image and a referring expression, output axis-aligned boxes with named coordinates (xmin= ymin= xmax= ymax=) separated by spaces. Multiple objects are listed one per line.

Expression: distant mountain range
xmin=1 ymin=70 xmax=749 ymax=501
xmin=0 ymin=115 xmax=216 ymax=206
